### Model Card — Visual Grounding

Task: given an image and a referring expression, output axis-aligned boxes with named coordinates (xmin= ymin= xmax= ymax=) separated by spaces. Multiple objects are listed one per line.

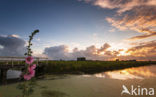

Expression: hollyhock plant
xmin=25 ymin=56 xmax=34 ymax=64
xmin=17 ymin=30 xmax=39 ymax=97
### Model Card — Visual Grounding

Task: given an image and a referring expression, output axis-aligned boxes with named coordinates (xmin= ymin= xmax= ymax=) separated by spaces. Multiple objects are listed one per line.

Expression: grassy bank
xmin=37 ymin=61 xmax=156 ymax=75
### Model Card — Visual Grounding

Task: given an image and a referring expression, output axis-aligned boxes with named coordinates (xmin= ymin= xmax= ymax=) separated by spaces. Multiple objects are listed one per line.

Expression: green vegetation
xmin=1 ymin=60 xmax=156 ymax=75
xmin=41 ymin=90 xmax=69 ymax=97
xmin=37 ymin=61 xmax=156 ymax=74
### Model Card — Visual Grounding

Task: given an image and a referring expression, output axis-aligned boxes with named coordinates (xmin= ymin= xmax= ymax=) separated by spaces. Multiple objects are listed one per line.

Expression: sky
xmin=0 ymin=0 xmax=156 ymax=60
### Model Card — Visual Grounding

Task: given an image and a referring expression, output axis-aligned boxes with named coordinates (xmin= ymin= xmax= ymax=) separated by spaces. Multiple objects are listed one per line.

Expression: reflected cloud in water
xmin=83 ymin=65 xmax=156 ymax=80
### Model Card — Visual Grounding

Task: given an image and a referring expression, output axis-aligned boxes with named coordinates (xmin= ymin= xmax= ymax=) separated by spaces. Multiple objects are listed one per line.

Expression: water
xmin=1 ymin=65 xmax=156 ymax=97
xmin=7 ymin=70 xmax=22 ymax=79
xmin=7 ymin=65 xmax=156 ymax=80
xmin=83 ymin=65 xmax=156 ymax=80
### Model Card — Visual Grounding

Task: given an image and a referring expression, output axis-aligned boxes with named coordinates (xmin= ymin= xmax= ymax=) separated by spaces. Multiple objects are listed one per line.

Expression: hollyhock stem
xmin=17 ymin=30 xmax=39 ymax=97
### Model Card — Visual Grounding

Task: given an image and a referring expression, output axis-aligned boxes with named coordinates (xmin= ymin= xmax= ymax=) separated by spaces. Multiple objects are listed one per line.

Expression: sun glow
xmin=116 ymin=48 xmax=130 ymax=56
xmin=118 ymin=50 xmax=130 ymax=56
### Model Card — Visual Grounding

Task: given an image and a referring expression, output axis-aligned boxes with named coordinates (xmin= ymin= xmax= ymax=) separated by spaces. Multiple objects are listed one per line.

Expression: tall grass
xmin=37 ymin=61 xmax=156 ymax=74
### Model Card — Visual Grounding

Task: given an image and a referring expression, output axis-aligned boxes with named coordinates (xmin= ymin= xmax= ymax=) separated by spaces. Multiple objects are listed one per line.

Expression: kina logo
xmin=121 ymin=85 xmax=155 ymax=96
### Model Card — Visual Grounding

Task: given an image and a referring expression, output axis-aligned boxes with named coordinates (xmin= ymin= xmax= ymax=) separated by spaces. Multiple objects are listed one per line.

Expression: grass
xmin=37 ymin=61 xmax=156 ymax=75
xmin=41 ymin=90 xmax=69 ymax=97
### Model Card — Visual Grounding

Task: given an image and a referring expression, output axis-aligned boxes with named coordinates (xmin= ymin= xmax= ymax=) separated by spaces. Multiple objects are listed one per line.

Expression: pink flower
xmin=24 ymin=70 xmax=35 ymax=80
xmin=24 ymin=64 xmax=36 ymax=80
xmin=25 ymin=56 xmax=34 ymax=64
xmin=24 ymin=74 xmax=31 ymax=80
xmin=30 ymin=64 xmax=36 ymax=70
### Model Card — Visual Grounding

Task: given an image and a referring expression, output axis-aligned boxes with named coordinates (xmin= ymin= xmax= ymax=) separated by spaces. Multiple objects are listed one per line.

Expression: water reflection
xmin=7 ymin=70 xmax=22 ymax=79
xmin=83 ymin=65 xmax=156 ymax=80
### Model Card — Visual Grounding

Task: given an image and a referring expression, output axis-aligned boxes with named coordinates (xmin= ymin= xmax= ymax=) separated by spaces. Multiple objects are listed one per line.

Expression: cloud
xmin=105 ymin=7 xmax=156 ymax=40
xmin=97 ymin=43 xmax=110 ymax=54
xmin=83 ymin=0 xmax=156 ymax=13
xmin=126 ymin=40 xmax=156 ymax=53
xmin=119 ymin=40 xmax=156 ymax=60
xmin=0 ymin=35 xmax=26 ymax=56
xmin=128 ymin=32 xmax=156 ymax=40
xmin=82 ymin=0 xmax=156 ymax=40
xmin=43 ymin=43 xmax=116 ymax=60
xmin=44 ymin=45 xmax=71 ymax=60
xmin=44 ymin=40 xmax=156 ymax=61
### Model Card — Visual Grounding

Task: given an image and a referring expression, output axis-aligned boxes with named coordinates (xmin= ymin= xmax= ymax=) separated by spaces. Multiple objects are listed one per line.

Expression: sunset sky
xmin=0 ymin=0 xmax=156 ymax=60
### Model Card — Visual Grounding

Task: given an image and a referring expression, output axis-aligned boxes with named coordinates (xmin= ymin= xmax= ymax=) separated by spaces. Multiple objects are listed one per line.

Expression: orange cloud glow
xmin=82 ymin=0 xmax=156 ymax=40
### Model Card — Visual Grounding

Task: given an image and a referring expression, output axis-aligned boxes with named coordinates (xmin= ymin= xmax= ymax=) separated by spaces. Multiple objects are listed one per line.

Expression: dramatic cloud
xmin=44 ymin=41 xmax=156 ymax=61
xmin=0 ymin=35 xmax=26 ymax=56
xmin=126 ymin=40 xmax=156 ymax=54
xmin=44 ymin=45 xmax=71 ymax=60
xmin=128 ymin=29 xmax=156 ymax=40
xmin=84 ymin=0 xmax=156 ymax=13
xmin=128 ymin=32 xmax=156 ymax=40
xmin=106 ymin=7 xmax=156 ymax=40
xmin=97 ymin=43 xmax=110 ymax=54
xmin=82 ymin=0 xmax=156 ymax=40
xmin=43 ymin=43 xmax=117 ymax=60
xmin=119 ymin=40 xmax=156 ymax=60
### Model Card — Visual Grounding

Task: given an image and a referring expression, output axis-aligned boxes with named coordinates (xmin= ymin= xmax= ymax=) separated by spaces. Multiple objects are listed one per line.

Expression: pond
xmin=1 ymin=65 xmax=156 ymax=97
xmin=7 ymin=70 xmax=22 ymax=79
xmin=84 ymin=65 xmax=156 ymax=80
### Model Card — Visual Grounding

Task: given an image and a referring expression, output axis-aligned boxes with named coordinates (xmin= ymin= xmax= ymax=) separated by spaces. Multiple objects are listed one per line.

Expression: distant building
xmin=77 ymin=57 xmax=86 ymax=61
xmin=115 ymin=59 xmax=119 ymax=61
xmin=128 ymin=60 xmax=136 ymax=62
